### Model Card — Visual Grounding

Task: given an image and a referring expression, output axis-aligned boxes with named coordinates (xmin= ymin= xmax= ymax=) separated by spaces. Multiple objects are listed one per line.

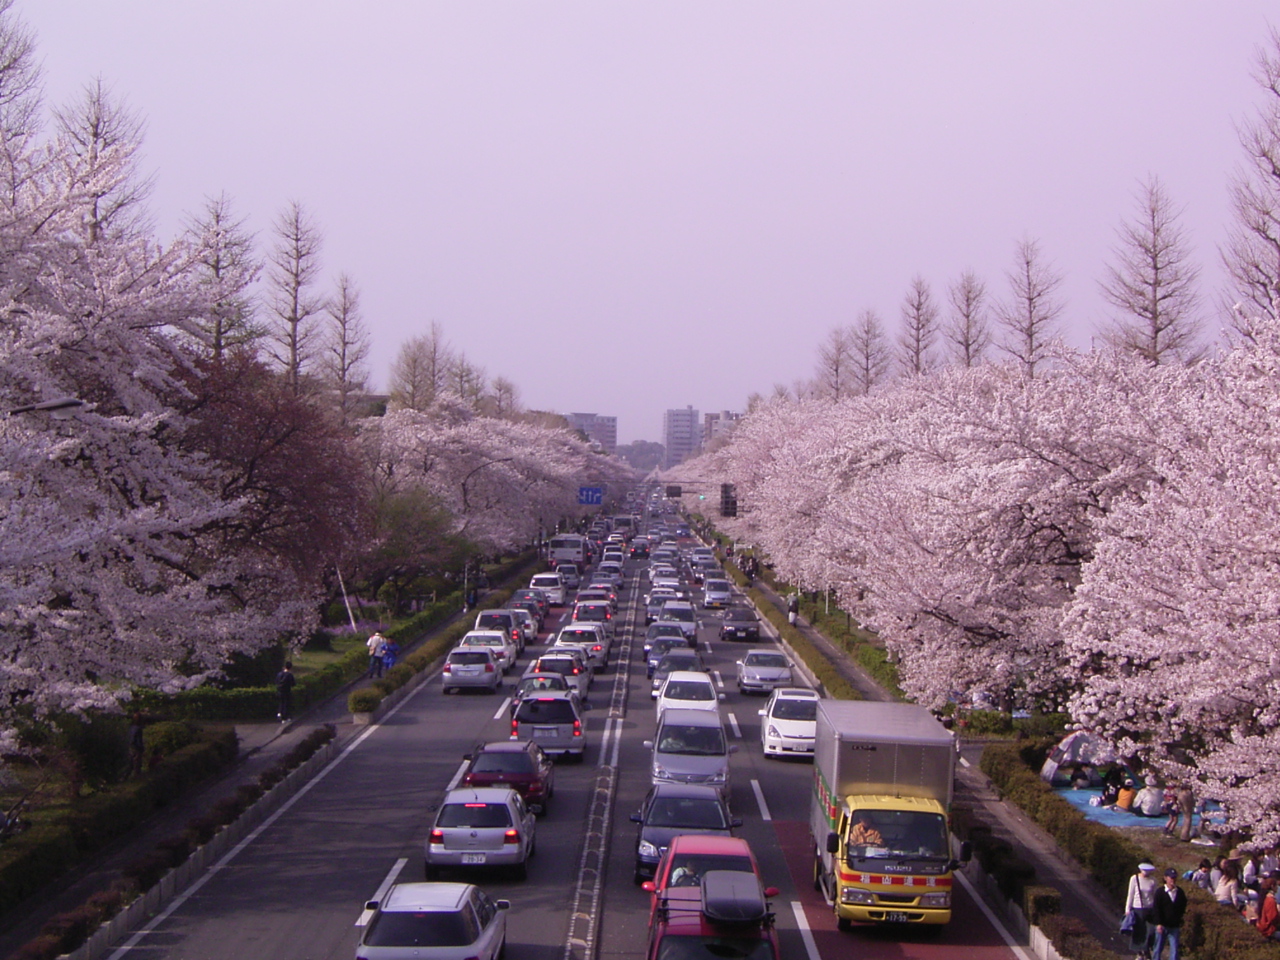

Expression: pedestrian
xmin=127 ymin=712 xmax=146 ymax=778
xmin=1257 ymin=874 xmax=1279 ymax=942
xmin=382 ymin=639 xmax=399 ymax=672
xmin=275 ymin=661 xmax=296 ymax=722
xmin=1153 ymin=867 xmax=1187 ymax=960
xmin=367 ymin=631 xmax=387 ymax=678
xmin=787 ymin=593 xmax=799 ymax=626
xmin=1176 ymin=783 xmax=1195 ymax=841
xmin=1124 ymin=861 xmax=1158 ymax=959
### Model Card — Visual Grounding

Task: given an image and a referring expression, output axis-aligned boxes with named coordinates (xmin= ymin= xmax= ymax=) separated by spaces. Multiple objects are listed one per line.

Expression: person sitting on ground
xmin=1133 ymin=780 xmax=1165 ymax=817
xmin=1101 ymin=767 xmax=1124 ymax=806
xmin=1187 ymin=859 xmax=1214 ymax=892
xmin=1113 ymin=779 xmax=1139 ymax=812
xmin=1257 ymin=875 xmax=1279 ymax=941
xmin=1215 ymin=860 xmax=1241 ymax=909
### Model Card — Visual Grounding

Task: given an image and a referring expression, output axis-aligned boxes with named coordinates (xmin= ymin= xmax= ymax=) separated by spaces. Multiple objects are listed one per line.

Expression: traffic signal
xmin=666 ymin=485 xmax=682 ymax=498
xmin=720 ymin=483 xmax=737 ymax=518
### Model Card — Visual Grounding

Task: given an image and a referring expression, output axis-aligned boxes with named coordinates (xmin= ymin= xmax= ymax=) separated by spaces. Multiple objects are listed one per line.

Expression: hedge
xmin=747 ymin=587 xmax=860 ymax=700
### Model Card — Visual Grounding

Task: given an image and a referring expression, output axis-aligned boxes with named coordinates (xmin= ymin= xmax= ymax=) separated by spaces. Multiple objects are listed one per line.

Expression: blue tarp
xmin=1053 ymin=788 xmax=1223 ymax=833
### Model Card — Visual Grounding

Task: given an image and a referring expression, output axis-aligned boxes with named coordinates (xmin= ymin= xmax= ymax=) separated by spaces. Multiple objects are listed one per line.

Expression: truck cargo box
xmin=815 ymin=701 xmax=955 ymax=807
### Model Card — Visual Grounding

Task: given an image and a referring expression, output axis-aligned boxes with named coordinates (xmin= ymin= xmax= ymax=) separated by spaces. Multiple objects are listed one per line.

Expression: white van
xmin=530 ymin=572 xmax=566 ymax=605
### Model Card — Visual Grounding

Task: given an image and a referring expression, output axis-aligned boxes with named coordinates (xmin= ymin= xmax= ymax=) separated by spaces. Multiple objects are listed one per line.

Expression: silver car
xmin=424 ymin=788 xmax=536 ymax=880
xmin=736 ymin=649 xmax=794 ymax=694
xmin=356 ymin=882 xmax=509 ymax=960
xmin=510 ymin=691 xmax=586 ymax=760
xmin=441 ymin=648 xmax=502 ymax=694
xmin=644 ymin=708 xmax=735 ymax=800
xmin=702 ymin=579 xmax=734 ymax=609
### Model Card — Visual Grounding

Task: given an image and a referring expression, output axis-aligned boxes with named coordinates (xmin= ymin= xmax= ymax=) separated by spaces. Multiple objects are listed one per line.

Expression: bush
xmin=748 ymin=588 xmax=861 ymax=700
xmin=348 ymin=688 xmax=383 ymax=713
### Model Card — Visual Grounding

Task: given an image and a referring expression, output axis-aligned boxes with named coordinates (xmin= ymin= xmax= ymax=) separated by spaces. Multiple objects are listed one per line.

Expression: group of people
xmin=1124 ymin=862 xmax=1188 ymax=960
xmin=365 ymin=631 xmax=398 ymax=679
xmin=270 ymin=628 xmax=399 ymax=725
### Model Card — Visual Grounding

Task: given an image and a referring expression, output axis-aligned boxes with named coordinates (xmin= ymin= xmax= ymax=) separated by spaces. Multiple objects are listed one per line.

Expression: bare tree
xmin=944 ymin=271 xmax=992 ymax=367
xmin=1223 ymin=27 xmax=1280 ymax=335
xmin=486 ymin=376 xmax=520 ymax=419
xmin=53 ymin=78 xmax=154 ymax=243
xmin=184 ymin=193 xmax=261 ymax=361
xmin=1099 ymin=176 xmax=1204 ymax=364
xmin=814 ymin=326 xmax=855 ymax=401
xmin=324 ymin=273 xmax=371 ymax=425
xmin=995 ymin=237 xmax=1065 ymax=377
xmin=850 ymin=308 xmax=892 ymax=395
xmin=389 ymin=322 xmax=454 ymax=411
xmin=898 ymin=275 xmax=938 ymax=376
xmin=0 ymin=0 xmax=41 ymax=197
xmin=451 ymin=357 xmax=487 ymax=411
xmin=265 ymin=201 xmax=325 ymax=394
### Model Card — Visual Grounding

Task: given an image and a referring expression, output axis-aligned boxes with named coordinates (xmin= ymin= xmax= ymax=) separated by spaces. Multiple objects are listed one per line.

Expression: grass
xmin=290 ymin=632 xmax=369 ymax=680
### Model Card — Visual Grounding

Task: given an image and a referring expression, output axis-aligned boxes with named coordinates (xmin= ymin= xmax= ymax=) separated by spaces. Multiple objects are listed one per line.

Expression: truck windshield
xmin=845 ymin=810 xmax=949 ymax=860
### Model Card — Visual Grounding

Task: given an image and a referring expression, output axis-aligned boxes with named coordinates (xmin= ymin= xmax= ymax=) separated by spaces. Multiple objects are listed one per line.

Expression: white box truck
xmin=810 ymin=700 xmax=969 ymax=929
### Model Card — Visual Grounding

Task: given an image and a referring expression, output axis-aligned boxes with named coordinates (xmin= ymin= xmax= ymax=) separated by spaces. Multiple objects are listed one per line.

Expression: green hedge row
xmin=347 ymin=556 xmax=545 ymax=715
xmin=0 ymin=729 xmax=238 ymax=918
xmin=980 ymin=741 xmax=1280 ymax=960
xmin=11 ymin=726 xmax=336 ymax=960
xmin=747 ymin=587 xmax=860 ymax=700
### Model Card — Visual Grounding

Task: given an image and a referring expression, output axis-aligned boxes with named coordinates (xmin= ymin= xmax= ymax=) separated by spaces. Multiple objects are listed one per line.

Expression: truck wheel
xmin=835 ymin=914 xmax=852 ymax=932
xmin=812 ymin=852 xmax=823 ymax=892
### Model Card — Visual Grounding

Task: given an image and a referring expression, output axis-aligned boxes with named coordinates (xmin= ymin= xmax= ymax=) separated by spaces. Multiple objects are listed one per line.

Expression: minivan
xmin=644 ymin=708 xmax=735 ymax=800
xmin=511 ymin=692 xmax=585 ymax=759
xmin=529 ymin=572 xmax=566 ymax=606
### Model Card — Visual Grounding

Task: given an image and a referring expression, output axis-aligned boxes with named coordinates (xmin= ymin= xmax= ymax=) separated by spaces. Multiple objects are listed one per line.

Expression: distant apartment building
xmin=663 ymin=406 xmax=701 ymax=469
xmin=703 ymin=410 xmax=741 ymax=446
xmin=567 ymin=412 xmax=618 ymax=454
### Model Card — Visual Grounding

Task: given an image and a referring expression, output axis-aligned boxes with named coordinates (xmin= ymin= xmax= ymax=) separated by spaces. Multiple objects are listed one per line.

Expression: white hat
xmin=1139 ymin=862 xmax=1156 ymax=872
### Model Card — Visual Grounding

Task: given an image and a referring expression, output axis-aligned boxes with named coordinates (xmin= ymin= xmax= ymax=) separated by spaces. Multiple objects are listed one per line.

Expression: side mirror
xmin=960 ymin=840 xmax=972 ymax=862
xmin=641 ymin=881 xmax=656 ymax=893
xmin=718 ymin=693 xmax=727 ymax=702
xmin=758 ymin=709 xmax=767 ymax=717
xmin=496 ymin=899 xmax=511 ymax=910
xmin=731 ymin=818 xmax=743 ymax=828
xmin=630 ymin=813 xmax=643 ymax=823
xmin=729 ymin=745 xmax=739 ymax=754
xmin=826 ymin=832 xmax=840 ymax=855
xmin=764 ymin=886 xmax=780 ymax=898
xmin=365 ymin=900 xmax=379 ymax=910
xmin=643 ymin=740 xmax=654 ymax=749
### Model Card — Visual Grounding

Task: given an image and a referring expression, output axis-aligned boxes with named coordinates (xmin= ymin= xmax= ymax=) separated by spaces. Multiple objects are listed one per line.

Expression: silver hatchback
xmin=424 ymin=787 xmax=536 ymax=880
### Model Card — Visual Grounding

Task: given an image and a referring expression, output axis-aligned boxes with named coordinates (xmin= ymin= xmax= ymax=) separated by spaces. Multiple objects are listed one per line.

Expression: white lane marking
xmin=727 ymin=712 xmax=742 ymax=738
xmin=790 ymin=901 xmax=822 ymax=960
xmin=446 ymin=758 xmax=470 ymax=791
xmin=960 ymin=756 xmax=971 ymax=768
xmin=701 ymin=640 xmax=714 ymax=656
xmin=356 ymin=858 xmax=408 ymax=926
xmin=493 ymin=697 xmax=512 ymax=720
xmin=712 ymin=670 xmax=725 ymax=688
xmin=751 ymin=779 xmax=772 ymax=821
xmin=955 ymin=869 xmax=1034 ymax=960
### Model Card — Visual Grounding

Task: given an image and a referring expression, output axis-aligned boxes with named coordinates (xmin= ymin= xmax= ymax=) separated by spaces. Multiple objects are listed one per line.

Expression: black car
xmin=719 ymin=606 xmax=761 ymax=642
xmin=630 ymin=782 xmax=740 ymax=884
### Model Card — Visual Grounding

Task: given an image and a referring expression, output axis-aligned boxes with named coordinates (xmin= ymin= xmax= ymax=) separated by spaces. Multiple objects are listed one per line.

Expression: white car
xmin=456 ymin=630 xmax=517 ymax=673
xmin=555 ymin=623 xmax=610 ymax=668
xmin=735 ymin=649 xmax=794 ymax=694
xmin=654 ymin=670 xmax=724 ymax=719
xmin=758 ymin=687 xmax=820 ymax=757
xmin=529 ymin=572 xmax=566 ymax=606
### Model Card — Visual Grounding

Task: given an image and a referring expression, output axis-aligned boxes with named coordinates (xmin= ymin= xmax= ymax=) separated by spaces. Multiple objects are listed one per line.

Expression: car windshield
xmin=471 ymin=753 xmax=534 ymax=774
xmin=665 ymin=680 xmax=714 ymax=702
xmin=771 ymin=699 xmax=817 ymax=721
xmin=533 ymin=659 xmax=576 ymax=676
xmin=724 ymin=610 xmax=757 ymax=622
xmin=744 ymin=654 xmax=788 ymax=669
xmin=657 ymin=724 xmax=726 ymax=756
xmin=461 ymin=636 xmax=501 ymax=648
xmin=476 ymin=614 xmax=510 ymax=630
xmin=706 ymin=581 xmax=731 ymax=592
xmin=450 ymin=652 xmax=490 ymax=665
xmin=576 ymin=607 xmax=608 ymax=622
xmin=647 ymin=797 xmax=729 ymax=829
xmin=436 ymin=803 xmax=512 ymax=828
xmin=656 ymin=657 xmax=699 ymax=678
xmin=655 ymin=937 xmax=773 ymax=960
xmin=844 ymin=810 xmax=950 ymax=860
xmin=650 ymin=641 xmax=684 ymax=660
xmin=532 ymin=576 xmax=560 ymax=588
xmin=516 ymin=699 xmax=578 ymax=723
xmin=664 ymin=607 xmax=695 ymax=622
xmin=519 ymin=677 xmax=566 ymax=694
xmin=363 ymin=910 xmax=471 ymax=948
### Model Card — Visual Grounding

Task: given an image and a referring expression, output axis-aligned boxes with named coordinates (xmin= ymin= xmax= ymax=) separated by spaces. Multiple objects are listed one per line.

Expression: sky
xmin=20 ymin=2 xmax=1278 ymax=444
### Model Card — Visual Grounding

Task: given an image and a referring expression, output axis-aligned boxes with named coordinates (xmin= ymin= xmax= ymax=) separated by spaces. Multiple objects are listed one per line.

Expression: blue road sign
xmin=578 ymin=486 xmax=603 ymax=505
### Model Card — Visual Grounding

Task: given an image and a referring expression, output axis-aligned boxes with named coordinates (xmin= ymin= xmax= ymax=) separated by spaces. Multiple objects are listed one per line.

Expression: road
xmin=109 ymin=537 xmax=1029 ymax=960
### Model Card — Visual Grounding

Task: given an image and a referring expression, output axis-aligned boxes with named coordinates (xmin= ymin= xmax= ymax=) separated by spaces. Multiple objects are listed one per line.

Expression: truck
xmin=810 ymin=700 xmax=970 ymax=930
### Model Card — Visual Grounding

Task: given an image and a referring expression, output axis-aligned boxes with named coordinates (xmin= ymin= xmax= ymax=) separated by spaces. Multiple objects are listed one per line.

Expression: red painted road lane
xmin=774 ymin=820 xmax=1025 ymax=960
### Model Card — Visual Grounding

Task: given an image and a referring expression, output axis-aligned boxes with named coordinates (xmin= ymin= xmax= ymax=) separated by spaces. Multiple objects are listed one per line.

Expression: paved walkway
xmin=748 ymin=575 xmax=1129 ymax=954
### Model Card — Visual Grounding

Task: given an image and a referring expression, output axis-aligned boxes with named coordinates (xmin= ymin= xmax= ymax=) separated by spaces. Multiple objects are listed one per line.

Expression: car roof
xmin=659 ymin=707 xmax=724 ymax=726
xmin=382 ymin=882 xmax=471 ymax=911
xmin=743 ymin=648 xmax=783 ymax=656
xmin=648 ymin=781 xmax=725 ymax=801
xmin=442 ymin=786 xmax=521 ymax=803
xmin=666 ymin=833 xmax=753 ymax=856
xmin=665 ymin=670 xmax=713 ymax=683
xmin=772 ymin=687 xmax=819 ymax=699
xmin=473 ymin=739 xmax=537 ymax=754
xmin=461 ymin=631 xmax=508 ymax=641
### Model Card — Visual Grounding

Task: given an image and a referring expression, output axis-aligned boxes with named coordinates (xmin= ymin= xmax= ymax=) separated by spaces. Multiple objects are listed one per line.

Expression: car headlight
xmin=653 ymin=761 xmax=668 ymax=778
xmin=841 ymin=888 xmax=875 ymax=904
xmin=766 ymin=724 xmax=781 ymax=739
xmin=921 ymin=892 xmax=951 ymax=908
xmin=709 ymin=770 xmax=726 ymax=783
xmin=638 ymin=840 xmax=659 ymax=858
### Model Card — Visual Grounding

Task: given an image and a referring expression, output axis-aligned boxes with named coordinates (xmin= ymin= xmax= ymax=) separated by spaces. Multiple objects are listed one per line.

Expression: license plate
xmin=885 ymin=911 xmax=909 ymax=923
xmin=534 ymin=726 xmax=558 ymax=737
xmin=461 ymin=853 xmax=486 ymax=864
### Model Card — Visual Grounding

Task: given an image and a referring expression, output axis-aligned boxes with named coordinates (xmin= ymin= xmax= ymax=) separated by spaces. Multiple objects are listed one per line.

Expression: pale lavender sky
xmin=22 ymin=2 xmax=1276 ymax=443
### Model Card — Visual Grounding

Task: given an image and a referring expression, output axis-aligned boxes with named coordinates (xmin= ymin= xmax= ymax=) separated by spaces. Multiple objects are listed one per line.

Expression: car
xmin=576 ymin=587 xmax=617 ymax=613
xmin=689 ymin=558 xmax=721 ymax=585
xmin=510 ymin=692 xmax=586 ymax=759
xmin=719 ymin=606 xmax=761 ymax=642
xmin=735 ymin=649 xmax=794 ymax=694
xmin=655 ymin=670 xmax=724 ymax=718
xmin=441 ymin=648 xmax=502 ymax=694
xmin=572 ymin=600 xmax=615 ymax=638
xmin=424 ymin=787 xmax=536 ymax=880
xmin=644 ymin=872 xmax=779 ymax=960
xmin=648 ymin=563 xmax=681 ymax=583
xmin=758 ymin=687 xmax=819 ymax=757
xmin=356 ymin=882 xmax=508 ymax=960
xmin=511 ymin=587 xmax=550 ymax=619
xmin=629 ymin=541 xmax=651 ymax=559
xmin=650 ymin=651 xmax=707 ymax=697
xmin=507 ymin=607 xmax=538 ymax=647
xmin=460 ymin=740 xmax=555 ymax=814
xmin=526 ymin=653 xmax=591 ymax=699
xmin=555 ymin=563 xmax=582 ymax=590
xmin=511 ymin=672 xmax=579 ymax=713
xmin=646 ymin=638 xmax=694 ymax=678
xmin=508 ymin=595 xmax=545 ymax=630
xmin=473 ymin=610 xmax=522 ymax=650
xmin=644 ymin=589 xmax=679 ymax=624
xmin=528 ymin=572 xmax=566 ymax=605
xmin=645 ymin=708 xmax=735 ymax=799
xmin=595 ymin=561 xmax=625 ymax=589
xmin=455 ymin=630 xmax=517 ymax=673
xmin=642 ymin=835 xmax=771 ymax=903
xmin=644 ymin=621 xmax=688 ymax=655
xmin=702 ymin=578 xmax=734 ymax=609
xmin=657 ymin=601 xmax=698 ymax=644
xmin=630 ymin=783 xmax=741 ymax=884
xmin=555 ymin=623 xmax=610 ymax=669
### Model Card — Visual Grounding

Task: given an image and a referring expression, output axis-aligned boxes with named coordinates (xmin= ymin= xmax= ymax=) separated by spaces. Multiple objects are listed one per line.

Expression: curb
xmin=62 ymin=739 xmax=338 ymax=960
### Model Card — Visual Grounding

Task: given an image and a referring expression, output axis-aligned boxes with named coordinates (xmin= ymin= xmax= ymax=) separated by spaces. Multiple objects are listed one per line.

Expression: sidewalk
xmin=746 ymin=576 xmax=1131 ymax=955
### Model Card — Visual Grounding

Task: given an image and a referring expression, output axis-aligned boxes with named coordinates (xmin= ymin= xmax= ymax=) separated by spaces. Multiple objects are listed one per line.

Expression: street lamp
xmin=7 ymin=397 xmax=86 ymax=419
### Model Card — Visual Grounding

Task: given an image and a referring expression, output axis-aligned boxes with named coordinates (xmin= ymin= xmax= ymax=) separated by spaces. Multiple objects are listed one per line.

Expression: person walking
xmin=275 ymin=661 xmax=296 ymax=722
xmin=1125 ymin=861 xmax=1158 ymax=959
xmin=367 ymin=631 xmax=388 ymax=678
xmin=787 ymin=593 xmax=799 ymax=625
xmin=1153 ymin=867 xmax=1187 ymax=960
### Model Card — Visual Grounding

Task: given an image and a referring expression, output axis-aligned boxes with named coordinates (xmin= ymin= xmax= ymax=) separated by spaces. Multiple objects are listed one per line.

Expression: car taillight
xmin=485 ymin=663 xmax=494 ymax=672
xmin=429 ymin=828 xmax=444 ymax=843
xmin=443 ymin=663 xmax=452 ymax=673
xmin=504 ymin=829 xmax=520 ymax=844
xmin=572 ymin=667 xmax=580 ymax=674
xmin=573 ymin=720 xmax=582 ymax=736
xmin=593 ymin=644 xmax=602 ymax=652
xmin=511 ymin=718 xmax=519 ymax=736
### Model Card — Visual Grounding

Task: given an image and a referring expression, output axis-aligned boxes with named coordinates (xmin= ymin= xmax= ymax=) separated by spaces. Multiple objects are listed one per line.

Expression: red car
xmin=641 ymin=835 xmax=778 ymax=924
xmin=459 ymin=740 xmax=555 ymax=814
xmin=644 ymin=869 xmax=780 ymax=960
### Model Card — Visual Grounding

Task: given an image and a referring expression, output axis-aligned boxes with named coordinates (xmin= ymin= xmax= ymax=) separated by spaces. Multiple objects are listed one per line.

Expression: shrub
xmin=1023 ymin=885 xmax=1062 ymax=925
xmin=348 ymin=687 xmax=383 ymax=713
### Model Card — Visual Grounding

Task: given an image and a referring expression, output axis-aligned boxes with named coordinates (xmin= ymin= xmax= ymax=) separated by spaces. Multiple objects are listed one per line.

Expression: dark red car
xmin=459 ymin=740 xmax=555 ymax=814
xmin=645 ymin=869 xmax=780 ymax=960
